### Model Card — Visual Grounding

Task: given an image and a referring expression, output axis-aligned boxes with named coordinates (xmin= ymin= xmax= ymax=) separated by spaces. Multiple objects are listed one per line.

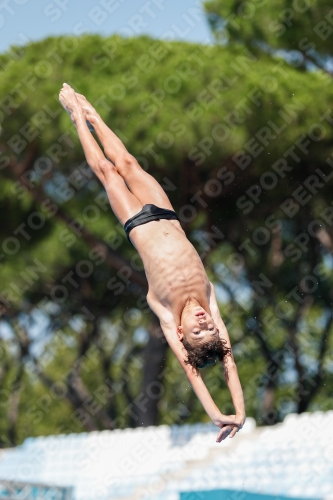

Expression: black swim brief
xmin=123 ymin=204 xmax=180 ymax=242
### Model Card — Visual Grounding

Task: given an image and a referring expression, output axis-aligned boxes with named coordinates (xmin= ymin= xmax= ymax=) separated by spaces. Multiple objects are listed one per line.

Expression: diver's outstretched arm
xmin=209 ymin=282 xmax=246 ymax=437
xmin=161 ymin=318 xmax=241 ymax=442
xmin=147 ymin=295 xmax=241 ymax=441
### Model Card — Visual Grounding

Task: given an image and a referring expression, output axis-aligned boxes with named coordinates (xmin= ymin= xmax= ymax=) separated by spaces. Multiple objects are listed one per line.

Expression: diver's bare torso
xmin=129 ymin=219 xmax=211 ymax=321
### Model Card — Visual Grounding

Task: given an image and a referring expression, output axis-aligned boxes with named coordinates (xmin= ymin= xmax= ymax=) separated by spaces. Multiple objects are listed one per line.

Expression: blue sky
xmin=0 ymin=0 xmax=213 ymax=53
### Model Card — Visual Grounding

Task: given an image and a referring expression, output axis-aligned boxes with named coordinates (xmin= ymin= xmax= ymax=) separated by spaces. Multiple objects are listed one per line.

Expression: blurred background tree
xmin=204 ymin=0 xmax=333 ymax=73
xmin=0 ymin=21 xmax=333 ymax=445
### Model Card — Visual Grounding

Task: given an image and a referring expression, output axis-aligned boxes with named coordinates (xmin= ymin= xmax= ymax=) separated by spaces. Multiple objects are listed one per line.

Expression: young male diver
xmin=59 ymin=83 xmax=245 ymax=442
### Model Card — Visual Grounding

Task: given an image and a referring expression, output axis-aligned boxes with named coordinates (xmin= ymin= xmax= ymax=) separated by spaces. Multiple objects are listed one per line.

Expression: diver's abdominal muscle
xmin=131 ymin=220 xmax=209 ymax=303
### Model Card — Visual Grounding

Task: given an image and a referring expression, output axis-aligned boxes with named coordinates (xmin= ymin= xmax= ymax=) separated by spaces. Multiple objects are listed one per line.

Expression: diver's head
xmin=178 ymin=305 xmax=218 ymax=343
xmin=177 ymin=304 xmax=230 ymax=369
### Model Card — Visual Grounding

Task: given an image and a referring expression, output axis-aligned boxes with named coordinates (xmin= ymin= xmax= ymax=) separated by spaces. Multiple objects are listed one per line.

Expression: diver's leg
xmin=76 ymin=93 xmax=175 ymax=210
xmin=59 ymin=84 xmax=142 ymax=224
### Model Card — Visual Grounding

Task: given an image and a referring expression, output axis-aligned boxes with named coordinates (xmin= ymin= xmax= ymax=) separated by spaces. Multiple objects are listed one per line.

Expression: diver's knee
xmin=116 ymin=154 xmax=139 ymax=178
xmin=96 ymin=159 xmax=117 ymax=183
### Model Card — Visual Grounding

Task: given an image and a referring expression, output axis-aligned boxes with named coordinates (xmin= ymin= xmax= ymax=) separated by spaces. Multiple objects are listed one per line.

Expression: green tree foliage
xmin=0 ymin=31 xmax=333 ymax=444
xmin=203 ymin=0 xmax=333 ymax=419
xmin=204 ymin=0 xmax=333 ymax=72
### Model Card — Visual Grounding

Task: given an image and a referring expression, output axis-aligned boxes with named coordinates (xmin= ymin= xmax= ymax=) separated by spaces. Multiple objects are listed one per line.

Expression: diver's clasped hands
xmin=214 ymin=412 xmax=246 ymax=443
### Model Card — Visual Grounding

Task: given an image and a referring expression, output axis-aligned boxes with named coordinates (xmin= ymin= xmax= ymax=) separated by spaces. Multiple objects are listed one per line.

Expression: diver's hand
xmin=213 ymin=413 xmax=245 ymax=442
xmin=228 ymin=412 xmax=246 ymax=439
xmin=213 ymin=413 xmax=240 ymax=428
xmin=216 ymin=424 xmax=234 ymax=442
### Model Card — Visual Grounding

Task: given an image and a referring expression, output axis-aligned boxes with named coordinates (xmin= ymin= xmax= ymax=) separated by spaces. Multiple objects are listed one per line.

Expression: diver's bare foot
xmin=59 ymin=83 xmax=82 ymax=124
xmin=75 ymin=93 xmax=100 ymax=129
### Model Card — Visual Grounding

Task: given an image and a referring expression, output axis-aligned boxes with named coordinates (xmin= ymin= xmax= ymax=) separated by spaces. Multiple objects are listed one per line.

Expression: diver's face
xmin=178 ymin=305 xmax=219 ymax=343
